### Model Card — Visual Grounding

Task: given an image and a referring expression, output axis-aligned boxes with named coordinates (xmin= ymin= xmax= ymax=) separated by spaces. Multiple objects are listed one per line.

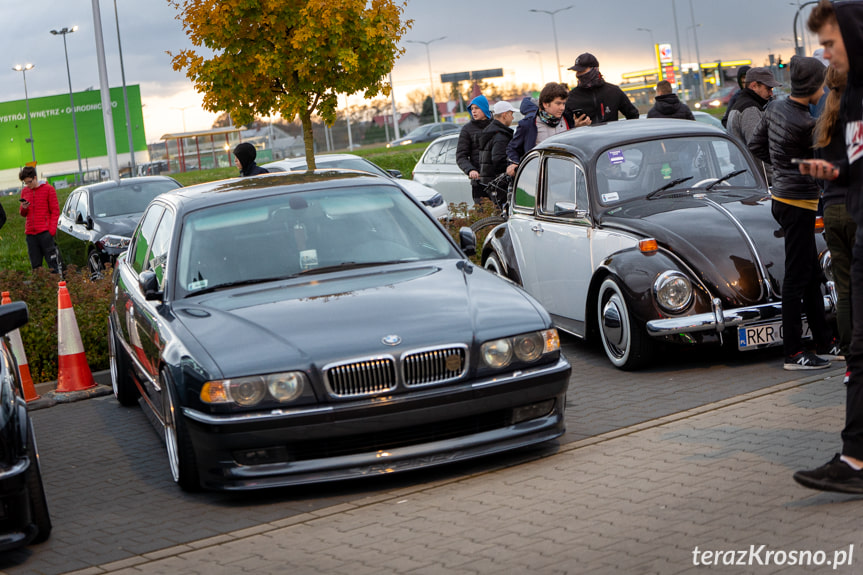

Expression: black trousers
xmin=25 ymin=231 xmax=59 ymax=273
xmin=771 ymin=201 xmax=830 ymax=357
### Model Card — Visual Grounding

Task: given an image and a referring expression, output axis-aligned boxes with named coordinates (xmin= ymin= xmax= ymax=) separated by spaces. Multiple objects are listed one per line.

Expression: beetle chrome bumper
xmin=645 ymin=295 xmax=834 ymax=337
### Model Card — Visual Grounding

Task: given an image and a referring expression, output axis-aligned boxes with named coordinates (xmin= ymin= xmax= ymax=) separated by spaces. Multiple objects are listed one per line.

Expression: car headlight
xmin=654 ymin=271 xmax=693 ymax=313
xmin=709 ymin=99 xmax=721 ymax=107
xmin=400 ymin=139 xmax=413 ymax=146
xmin=480 ymin=329 xmax=560 ymax=369
xmin=200 ymin=371 xmax=307 ymax=406
xmin=422 ymin=193 xmax=444 ymax=208
xmin=96 ymin=234 xmax=132 ymax=250
xmin=694 ymin=102 xmax=702 ymax=109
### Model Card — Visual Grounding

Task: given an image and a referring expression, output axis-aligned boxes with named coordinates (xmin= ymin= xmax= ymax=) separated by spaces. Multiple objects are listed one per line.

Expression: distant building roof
xmin=160 ymin=126 xmax=242 ymax=141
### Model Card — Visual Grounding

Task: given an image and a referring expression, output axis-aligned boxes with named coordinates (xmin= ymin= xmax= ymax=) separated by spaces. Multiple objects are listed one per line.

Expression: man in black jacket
xmin=478 ymin=101 xmax=516 ymax=199
xmin=456 ymin=95 xmax=492 ymax=205
xmin=726 ymin=67 xmax=780 ymax=146
xmin=563 ymin=52 xmax=639 ymax=126
xmin=646 ymin=80 xmax=694 ymax=120
xmin=749 ymin=55 xmax=833 ymax=371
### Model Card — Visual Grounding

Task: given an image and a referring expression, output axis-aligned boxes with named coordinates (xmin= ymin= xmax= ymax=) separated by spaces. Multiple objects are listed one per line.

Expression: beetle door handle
xmin=531 ymin=223 xmax=544 ymax=233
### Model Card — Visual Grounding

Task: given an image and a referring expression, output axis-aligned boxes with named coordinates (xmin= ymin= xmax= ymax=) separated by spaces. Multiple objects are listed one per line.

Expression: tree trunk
xmin=301 ymin=110 xmax=316 ymax=170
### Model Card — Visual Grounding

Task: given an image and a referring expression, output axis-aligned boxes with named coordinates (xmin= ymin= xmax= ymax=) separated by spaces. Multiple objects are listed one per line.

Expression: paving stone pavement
xmin=52 ymin=370 xmax=862 ymax=575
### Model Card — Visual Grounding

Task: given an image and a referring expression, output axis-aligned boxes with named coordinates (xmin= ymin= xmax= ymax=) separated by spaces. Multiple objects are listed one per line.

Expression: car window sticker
xmin=300 ymin=249 xmax=319 ymax=270
xmin=608 ymin=150 xmax=625 ymax=165
xmin=601 ymin=192 xmax=620 ymax=203
xmin=188 ymin=279 xmax=208 ymax=291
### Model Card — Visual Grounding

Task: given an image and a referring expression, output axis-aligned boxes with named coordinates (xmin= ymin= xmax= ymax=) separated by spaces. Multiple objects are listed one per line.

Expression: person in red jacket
xmin=18 ymin=166 xmax=60 ymax=272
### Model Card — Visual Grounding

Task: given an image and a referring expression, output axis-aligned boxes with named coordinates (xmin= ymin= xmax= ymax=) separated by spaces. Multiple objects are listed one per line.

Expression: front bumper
xmin=182 ymin=356 xmax=571 ymax=490
xmin=645 ymin=295 xmax=834 ymax=337
xmin=0 ymin=457 xmax=37 ymax=551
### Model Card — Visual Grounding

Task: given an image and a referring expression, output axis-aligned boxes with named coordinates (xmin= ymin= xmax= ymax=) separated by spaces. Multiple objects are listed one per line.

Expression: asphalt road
xmin=0 ymin=335 xmax=805 ymax=575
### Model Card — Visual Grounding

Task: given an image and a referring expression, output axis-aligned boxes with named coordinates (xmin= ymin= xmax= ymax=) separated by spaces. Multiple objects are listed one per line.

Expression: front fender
xmin=480 ymin=223 xmax=523 ymax=285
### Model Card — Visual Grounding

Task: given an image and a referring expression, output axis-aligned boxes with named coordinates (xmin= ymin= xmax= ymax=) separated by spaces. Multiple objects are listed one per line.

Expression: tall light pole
xmin=91 ymin=0 xmax=120 ymax=182
xmin=407 ymin=37 xmax=446 ymax=124
xmin=12 ymin=64 xmax=36 ymax=163
xmin=636 ymin=27 xmax=656 ymax=68
xmin=688 ymin=0 xmax=704 ymax=100
xmin=526 ymin=50 xmax=545 ymax=85
xmin=529 ymin=6 xmax=572 ymax=83
xmin=50 ymin=26 xmax=84 ymax=184
xmin=672 ymin=0 xmax=683 ymax=88
xmin=112 ymin=0 xmax=136 ymax=173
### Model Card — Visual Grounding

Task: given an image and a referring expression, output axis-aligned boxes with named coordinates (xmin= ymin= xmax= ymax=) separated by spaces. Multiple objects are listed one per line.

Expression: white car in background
xmin=263 ymin=154 xmax=449 ymax=220
xmin=411 ymin=134 xmax=473 ymax=207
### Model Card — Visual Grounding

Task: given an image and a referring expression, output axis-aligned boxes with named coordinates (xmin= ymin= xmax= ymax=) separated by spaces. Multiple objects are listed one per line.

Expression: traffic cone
xmin=56 ymin=282 xmax=96 ymax=393
xmin=1 ymin=292 xmax=39 ymax=401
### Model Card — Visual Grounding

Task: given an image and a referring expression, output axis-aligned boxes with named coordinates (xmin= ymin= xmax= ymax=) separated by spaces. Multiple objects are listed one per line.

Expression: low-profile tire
xmin=470 ymin=215 xmax=506 ymax=234
xmin=109 ymin=322 xmax=139 ymax=407
xmin=24 ymin=425 xmax=51 ymax=544
xmin=596 ymin=276 xmax=653 ymax=370
xmin=87 ymin=250 xmax=104 ymax=281
xmin=162 ymin=369 xmax=200 ymax=491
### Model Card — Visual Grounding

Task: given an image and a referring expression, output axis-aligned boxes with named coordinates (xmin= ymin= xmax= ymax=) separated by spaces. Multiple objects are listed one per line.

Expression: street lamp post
xmin=12 ymin=64 xmax=36 ymax=163
xmin=636 ymin=27 xmax=656 ymax=68
xmin=526 ymin=50 xmax=545 ymax=85
xmin=792 ymin=1 xmax=819 ymax=57
xmin=50 ymin=26 xmax=84 ymax=184
xmin=407 ymin=37 xmax=446 ymax=124
xmin=688 ymin=0 xmax=705 ymax=100
xmin=529 ymin=6 xmax=572 ymax=83
xmin=112 ymin=0 xmax=136 ymax=173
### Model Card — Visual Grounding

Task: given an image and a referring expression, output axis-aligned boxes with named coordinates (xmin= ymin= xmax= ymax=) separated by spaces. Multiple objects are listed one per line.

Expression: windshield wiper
xmin=296 ymin=260 xmax=407 ymax=276
xmin=190 ymin=275 xmax=298 ymax=296
xmin=646 ymin=176 xmax=693 ymax=200
xmin=705 ymin=169 xmax=747 ymax=190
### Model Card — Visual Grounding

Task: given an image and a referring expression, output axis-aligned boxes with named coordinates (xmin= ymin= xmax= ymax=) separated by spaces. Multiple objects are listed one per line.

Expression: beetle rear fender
xmin=481 ymin=224 xmax=523 ymax=285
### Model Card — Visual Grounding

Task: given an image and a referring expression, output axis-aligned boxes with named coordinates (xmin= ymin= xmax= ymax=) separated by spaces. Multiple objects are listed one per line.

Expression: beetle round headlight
xmin=266 ymin=372 xmax=305 ymax=402
xmin=481 ymin=338 xmax=513 ymax=368
xmin=654 ymin=271 xmax=693 ymax=313
xmin=513 ymin=332 xmax=544 ymax=362
xmin=229 ymin=378 xmax=266 ymax=406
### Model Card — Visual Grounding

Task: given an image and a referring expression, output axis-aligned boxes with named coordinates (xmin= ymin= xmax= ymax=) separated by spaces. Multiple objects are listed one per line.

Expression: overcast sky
xmin=0 ymin=0 xmax=819 ymax=143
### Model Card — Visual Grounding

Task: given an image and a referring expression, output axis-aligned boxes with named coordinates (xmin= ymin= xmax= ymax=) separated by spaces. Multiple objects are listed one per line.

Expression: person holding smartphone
xmin=18 ymin=166 xmax=60 ymax=272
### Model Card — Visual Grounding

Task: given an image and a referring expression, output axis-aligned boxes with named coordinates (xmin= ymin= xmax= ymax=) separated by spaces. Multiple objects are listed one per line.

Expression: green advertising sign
xmin=0 ymin=85 xmax=147 ymax=170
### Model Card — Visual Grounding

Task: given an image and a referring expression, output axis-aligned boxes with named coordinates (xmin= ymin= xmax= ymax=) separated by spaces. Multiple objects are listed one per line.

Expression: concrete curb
xmin=26 ymin=369 xmax=113 ymax=411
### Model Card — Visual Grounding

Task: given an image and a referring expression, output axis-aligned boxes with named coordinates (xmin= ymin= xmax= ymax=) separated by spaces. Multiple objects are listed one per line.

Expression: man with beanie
xmin=647 ymin=80 xmax=695 ymax=120
xmin=721 ymin=65 xmax=751 ymax=128
xmin=233 ymin=142 xmax=269 ymax=177
xmin=457 ymin=94 xmax=492 ymax=205
xmin=478 ymin=101 xmax=516 ymax=194
xmin=563 ymin=52 xmax=639 ymax=126
xmin=726 ymin=67 xmax=781 ymax=146
xmin=748 ymin=55 xmax=836 ymax=371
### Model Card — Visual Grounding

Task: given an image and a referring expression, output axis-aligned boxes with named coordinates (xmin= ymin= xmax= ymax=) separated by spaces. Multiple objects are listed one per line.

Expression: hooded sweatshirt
xmin=836 ymin=1 xmax=863 ymax=221
xmin=456 ymin=95 xmax=492 ymax=186
xmin=233 ymin=142 xmax=269 ymax=177
xmin=647 ymin=93 xmax=695 ymax=120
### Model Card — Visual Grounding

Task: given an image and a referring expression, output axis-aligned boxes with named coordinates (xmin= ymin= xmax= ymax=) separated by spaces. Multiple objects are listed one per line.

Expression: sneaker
xmin=784 ymin=350 xmax=831 ymax=371
xmin=793 ymin=454 xmax=863 ymax=494
xmin=816 ymin=338 xmax=844 ymax=361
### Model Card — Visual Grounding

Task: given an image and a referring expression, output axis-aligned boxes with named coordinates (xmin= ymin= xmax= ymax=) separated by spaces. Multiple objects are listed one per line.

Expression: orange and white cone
xmin=56 ymin=282 xmax=96 ymax=393
xmin=1 ymin=292 xmax=39 ymax=401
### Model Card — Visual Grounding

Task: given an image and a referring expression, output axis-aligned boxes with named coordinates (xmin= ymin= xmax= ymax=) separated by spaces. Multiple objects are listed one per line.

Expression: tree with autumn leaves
xmin=167 ymin=0 xmax=410 ymax=169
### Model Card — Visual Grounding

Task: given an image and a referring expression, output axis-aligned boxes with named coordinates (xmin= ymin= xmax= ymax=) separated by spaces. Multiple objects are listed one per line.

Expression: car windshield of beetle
xmin=92 ymin=181 xmax=180 ymax=217
xmin=595 ymin=136 xmax=758 ymax=206
xmin=176 ymin=185 xmax=456 ymax=297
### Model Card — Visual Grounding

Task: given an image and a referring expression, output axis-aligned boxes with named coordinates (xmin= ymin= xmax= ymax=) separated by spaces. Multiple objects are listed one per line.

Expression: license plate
xmin=738 ymin=319 xmax=810 ymax=350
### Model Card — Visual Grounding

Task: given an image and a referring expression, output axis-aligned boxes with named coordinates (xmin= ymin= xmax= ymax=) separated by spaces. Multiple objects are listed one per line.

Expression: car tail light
xmin=815 ymin=216 xmax=824 ymax=232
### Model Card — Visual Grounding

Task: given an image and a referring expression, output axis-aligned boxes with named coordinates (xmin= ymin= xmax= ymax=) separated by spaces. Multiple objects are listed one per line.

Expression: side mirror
xmin=0 ymin=302 xmax=28 ymax=336
xmin=387 ymin=169 xmax=403 ymax=179
xmin=139 ymin=270 xmax=163 ymax=301
xmin=458 ymin=226 xmax=476 ymax=256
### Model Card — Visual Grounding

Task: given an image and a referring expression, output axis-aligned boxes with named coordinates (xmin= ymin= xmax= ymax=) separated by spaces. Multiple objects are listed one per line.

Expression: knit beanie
xmin=790 ymin=55 xmax=826 ymax=97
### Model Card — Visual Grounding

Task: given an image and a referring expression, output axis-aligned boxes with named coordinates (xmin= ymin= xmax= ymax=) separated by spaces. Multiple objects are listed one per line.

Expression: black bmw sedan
xmin=109 ymin=171 xmax=571 ymax=491
xmin=55 ymin=176 xmax=182 ymax=278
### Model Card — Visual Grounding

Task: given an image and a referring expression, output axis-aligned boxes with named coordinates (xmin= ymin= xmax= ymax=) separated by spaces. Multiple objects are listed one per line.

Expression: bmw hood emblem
xmin=382 ymin=334 xmax=402 ymax=346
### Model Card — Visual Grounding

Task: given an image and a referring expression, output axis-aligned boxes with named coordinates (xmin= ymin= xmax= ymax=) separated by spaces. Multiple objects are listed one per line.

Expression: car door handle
xmin=531 ymin=223 xmax=544 ymax=233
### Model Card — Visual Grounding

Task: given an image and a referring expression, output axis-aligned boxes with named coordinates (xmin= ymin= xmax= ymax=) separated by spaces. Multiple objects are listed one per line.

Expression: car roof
xmin=262 ymin=154 xmax=371 ymax=170
xmin=159 ymin=170 xmax=400 ymax=212
xmin=75 ymin=175 xmax=181 ymax=193
xmin=534 ymin=119 xmax=729 ymax=159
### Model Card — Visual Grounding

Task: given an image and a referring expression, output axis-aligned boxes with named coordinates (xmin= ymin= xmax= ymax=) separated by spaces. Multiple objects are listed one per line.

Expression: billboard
xmin=0 ymin=85 xmax=147 ymax=170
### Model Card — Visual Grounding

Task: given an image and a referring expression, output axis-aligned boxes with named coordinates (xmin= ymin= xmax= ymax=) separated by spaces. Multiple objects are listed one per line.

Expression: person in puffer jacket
xmin=456 ymin=94 xmax=492 ymax=204
xmin=749 ymin=55 xmax=834 ymax=372
xmin=478 ymin=101 xmax=516 ymax=191
xmin=646 ymin=80 xmax=694 ymax=120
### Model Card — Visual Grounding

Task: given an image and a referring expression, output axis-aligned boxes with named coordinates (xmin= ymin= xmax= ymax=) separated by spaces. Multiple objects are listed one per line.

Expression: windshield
xmin=595 ymin=136 xmax=759 ymax=205
xmin=404 ymin=124 xmax=434 ymax=138
xmin=176 ymin=184 xmax=456 ymax=297
xmin=92 ymin=180 xmax=180 ymax=217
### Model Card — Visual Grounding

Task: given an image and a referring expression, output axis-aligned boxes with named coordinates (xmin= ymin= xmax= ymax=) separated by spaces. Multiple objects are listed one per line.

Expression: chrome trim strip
xmin=646 ymin=295 xmax=833 ymax=336
xmin=0 ymin=457 xmax=28 ymax=479
xmin=183 ymin=404 xmax=334 ymax=425
xmin=694 ymin=194 xmax=773 ymax=300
